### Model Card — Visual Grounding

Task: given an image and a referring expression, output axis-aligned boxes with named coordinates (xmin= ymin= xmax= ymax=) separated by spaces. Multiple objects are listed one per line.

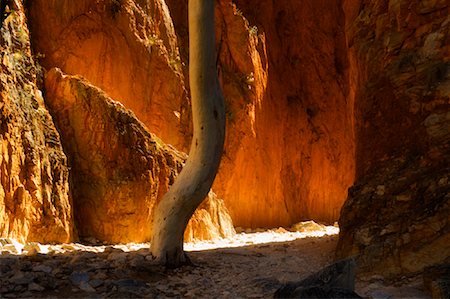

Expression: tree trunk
xmin=150 ymin=0 xmax=225 ymax=268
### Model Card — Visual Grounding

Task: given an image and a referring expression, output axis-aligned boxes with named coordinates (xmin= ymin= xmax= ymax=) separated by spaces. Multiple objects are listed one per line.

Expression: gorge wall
xmin=28 ymin=0 xmax=355 ymax=229
xmin=0 ymin=0 xmax=75 ymax=243
xmin=0 ymin=0 xmax=448 ymax=279
xmin=1 ymin=0 xmax=234 ymax=243
xmin=337 ymin=0 xmax=449 ymax=276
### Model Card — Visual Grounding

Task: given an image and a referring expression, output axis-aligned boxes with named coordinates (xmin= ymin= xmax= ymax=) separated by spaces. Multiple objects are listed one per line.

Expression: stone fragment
xmin=28 ymin=282 xmax=45 ymax=292
xmin=291 ymin=221 xmax=325 ymax=233
xmin=10 ymin=271 xmax=35 ymax=285
xmin=79 ymin=281 xmax=96 ymax=292
xmin=69 ymin=271 xmax=90 ymax=285
xmin=33 ymin=264 xmax=52 ymax=274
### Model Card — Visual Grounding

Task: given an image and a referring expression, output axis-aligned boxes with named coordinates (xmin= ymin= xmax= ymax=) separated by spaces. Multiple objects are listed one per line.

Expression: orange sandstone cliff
xmin=0 ymin=0 xmax=448 ymax=279
xmin=43 ymin=68 xmax=234 ymax=243
xmin=1 ymin=0 xmax=234 ymax=243
xmin=28 ymin=0 xmax=355 ymax=229
xmin=0 ymin=1 xmax=75 ymax=243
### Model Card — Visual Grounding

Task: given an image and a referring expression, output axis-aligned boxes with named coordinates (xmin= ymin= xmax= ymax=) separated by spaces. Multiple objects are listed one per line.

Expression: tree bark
xmin=150 ymin=0 xmax=225 ymax=268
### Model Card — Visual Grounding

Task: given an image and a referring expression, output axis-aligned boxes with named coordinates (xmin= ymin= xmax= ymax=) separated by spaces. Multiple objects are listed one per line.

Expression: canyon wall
xmin=44 ymin=68 xmax=234 ymax=243
xmin=213 ymin=0 xmax=355 ymax=227
xmin=29 ymin=0 xmax=355 ymax=229
xmin=337 ymin=0 xmax=450 ymax=276
xmin=0 ymin=1 xmax=75 ymax=243
xmin=3 ymin=0 xmax=447 ymax=276
xmin=0 ymin=0 xmax=233 ymax=243
xmin=28 ymin=0 xmax=191 ymax=150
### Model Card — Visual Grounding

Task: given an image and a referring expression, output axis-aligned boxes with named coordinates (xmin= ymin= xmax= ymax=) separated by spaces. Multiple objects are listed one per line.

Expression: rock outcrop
xmin=337 ymin=0 xmax=450 ymax=277
xmin=211 ymin=0 xmax=355 ymax=227
xmin=0 ymin=1 xmax=75 ymax=243
xmin=28 ymin=0 xmax=191 ymax=150
xmin=44 ymin=68 xmax=234 ymax=243
xmin=28 ymin=0 xmax=355 ymax=228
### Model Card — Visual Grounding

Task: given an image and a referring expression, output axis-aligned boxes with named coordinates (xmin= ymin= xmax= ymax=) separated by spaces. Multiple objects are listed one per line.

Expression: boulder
xmin=274 ymin=259 xmax=361 ymax=298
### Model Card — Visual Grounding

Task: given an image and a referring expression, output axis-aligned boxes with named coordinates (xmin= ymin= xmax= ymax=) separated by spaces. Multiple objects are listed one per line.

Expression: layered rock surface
xmin=212 ymin=0 xmax=355 ymax=227
xmin=0 ymin=1 xmax=75 ymax=243
xmin=337 ymin=0 xmax=450 ymax=276
xmin=29 ymin=0 xmax=355 ymax=228
xmin=1 ymin=0 xmax=447 ymax=280
xmin=28 ymin=0 xmax=190 ymax=150
xmin=44 ymin=68 xmax=234 ymax=243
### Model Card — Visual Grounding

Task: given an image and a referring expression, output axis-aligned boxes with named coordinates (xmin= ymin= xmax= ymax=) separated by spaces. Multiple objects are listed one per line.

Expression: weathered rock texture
xmin=337 ymin=0 xmax=450 ymax=277
xmin=44 ymin=68 xmax=234 ymax=243
xmin=0 ymin=1 xmax=75 ymax=243
xmin=29 ymin=0 xmax=355 ymax=228
xmin=211 ymin=0 xmax=355 ymax=227
xmin=5 ymin=0 xmax=447 ymax=277
xmin=28 ymin=0 xmax=191 ymax=150
xmin=423 ymin=264 xmax=450 ymax=298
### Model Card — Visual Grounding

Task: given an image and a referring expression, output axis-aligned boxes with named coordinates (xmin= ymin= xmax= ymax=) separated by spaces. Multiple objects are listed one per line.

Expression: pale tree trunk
xmin=150 ymin=0 xmax=225 ymax=267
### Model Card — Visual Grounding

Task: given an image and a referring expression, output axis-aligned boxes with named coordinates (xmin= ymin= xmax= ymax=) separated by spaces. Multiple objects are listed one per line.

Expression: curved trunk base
xmin=152 ymin=245 xmax=192 ymax=268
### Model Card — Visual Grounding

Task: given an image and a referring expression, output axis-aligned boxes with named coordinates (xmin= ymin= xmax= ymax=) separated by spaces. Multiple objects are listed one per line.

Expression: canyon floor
xmin=0 ymin=225 xmax=429 ymax=298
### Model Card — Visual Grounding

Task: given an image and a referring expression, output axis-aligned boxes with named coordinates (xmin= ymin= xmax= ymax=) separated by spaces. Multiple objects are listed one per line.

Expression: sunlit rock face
xmin=213 ymin=0 xmax=355 ymax=227
xmin=142 ymin=0 xmax=356 ymax=228
xmin=28 ymin=0 xmax=191 ymax=150
xmin=337 ymin=0 xmax=450 ymax=277
xmin=44 ymin=68 xmax=234 ymax=243
xmin=29 ymin=0 xmax=356 ymax=229
xmin=0 ymin=1 xmax=75 ymax=243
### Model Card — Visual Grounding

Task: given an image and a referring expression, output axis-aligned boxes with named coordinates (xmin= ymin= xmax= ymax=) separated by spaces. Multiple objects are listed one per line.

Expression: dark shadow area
xmin=0 ymin=234 xmax=338 ymax=298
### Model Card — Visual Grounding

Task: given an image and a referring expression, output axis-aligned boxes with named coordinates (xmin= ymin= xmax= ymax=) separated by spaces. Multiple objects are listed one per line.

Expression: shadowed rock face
xmin=44 ymin=68 xmax=234 ymax=243
xmin=274 ymin=259 xmax=361 ymax=299
xmin=0 ymin=1 xmax=75 ymax=243
xmin=337 ymin=0 xmax=450 ymax=277
xmin=424 ymin=264 xmax=450 ymax=298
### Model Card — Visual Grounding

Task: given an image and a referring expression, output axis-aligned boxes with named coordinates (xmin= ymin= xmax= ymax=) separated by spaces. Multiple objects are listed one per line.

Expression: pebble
xmin=28 ymin=282 xmax=45 ymax=292
xmin=33 ymin=264 xmax=52 ymax=273
xmin=89 ymin=279 xmax=104 ymax=288
xmin=79 ymin=281 xmax=96 ymax=292
xmin=69 ymin=271 xmax=90 ymax=285
xmin=0 ymin=226 xmax=426 ymax=298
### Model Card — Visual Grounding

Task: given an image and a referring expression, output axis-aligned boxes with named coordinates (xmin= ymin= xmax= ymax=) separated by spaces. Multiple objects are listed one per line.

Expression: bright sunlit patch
xmin=185 ymin=225 xmax=339 ymax=251
xmin=0 ymin=222 xmax=339 ymax=255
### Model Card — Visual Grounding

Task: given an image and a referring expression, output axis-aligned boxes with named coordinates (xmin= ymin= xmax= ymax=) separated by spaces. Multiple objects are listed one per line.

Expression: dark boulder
xmin=274 ymin=259 xmax=362 ymax=298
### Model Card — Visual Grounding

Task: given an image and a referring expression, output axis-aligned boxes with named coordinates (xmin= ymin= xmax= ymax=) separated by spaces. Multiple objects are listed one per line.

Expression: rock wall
xmin=44 ymin=68 xmax=234 ymax=243
xmin=337 ymin=0 xmax=450 ymax=277
xmin=28 ymin=0 xmax=191 ymax=150
xmin=28 ymin=0 xmax=356 ymax=229
xmin=0 ymin=1 xmax=75 ymax=243
xmin=212 ymin=0 xmax=355 ymax=227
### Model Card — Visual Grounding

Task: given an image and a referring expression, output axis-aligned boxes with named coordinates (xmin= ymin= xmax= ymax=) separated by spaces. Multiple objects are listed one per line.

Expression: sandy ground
xmin=0 ymin=225 xmax=430 ymax=298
